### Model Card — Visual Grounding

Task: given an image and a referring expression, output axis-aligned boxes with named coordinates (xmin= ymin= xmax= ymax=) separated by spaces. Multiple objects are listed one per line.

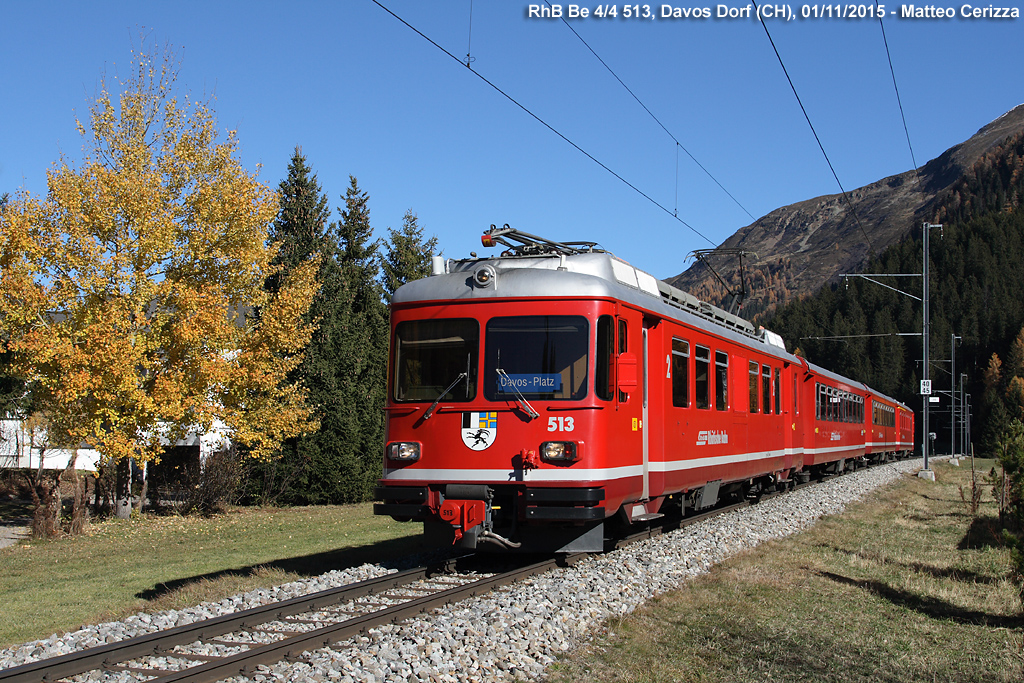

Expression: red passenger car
xmin=374 ymin=227 xmax=915 ymax=552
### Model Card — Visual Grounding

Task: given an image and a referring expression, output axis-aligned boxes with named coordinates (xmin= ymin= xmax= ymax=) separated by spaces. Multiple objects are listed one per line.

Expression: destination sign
xmin=497 ymin=374 xmax=562 ymax=393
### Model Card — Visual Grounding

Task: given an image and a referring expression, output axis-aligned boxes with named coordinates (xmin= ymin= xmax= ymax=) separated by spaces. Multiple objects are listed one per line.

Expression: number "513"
xmin=547 ymin=416 xmax=575 ymax=432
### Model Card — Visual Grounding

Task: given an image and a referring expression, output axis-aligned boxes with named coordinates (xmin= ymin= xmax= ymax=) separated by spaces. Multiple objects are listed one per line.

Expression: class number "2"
xmin=547 ymin=416 xmax=575 ymax=432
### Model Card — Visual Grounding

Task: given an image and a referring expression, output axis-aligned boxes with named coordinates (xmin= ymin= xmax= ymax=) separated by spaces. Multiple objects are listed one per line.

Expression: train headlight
xmin=387 ymin=442 xmax=421 ymax=462
xmin=473 ymin=265 xmax=496 ymax=288
xmin=541 ymin=441 xmax=578 ymax=462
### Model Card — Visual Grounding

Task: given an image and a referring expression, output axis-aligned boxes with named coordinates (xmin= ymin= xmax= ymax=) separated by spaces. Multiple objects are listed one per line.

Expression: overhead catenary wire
xmin=370 ymin=0 xmax=717 ymax=247
xmin=549 ymin=2 xmax=756 ymax=222
xmin=464 ymin=0 xmax=475 ymax=68
xmin=875 ymin=1 xmax=917 ymax=170
xmin=750 ymin=0 xmax=875 ymax=258
xmin=801 ymin=332 xmax=922 ymax=341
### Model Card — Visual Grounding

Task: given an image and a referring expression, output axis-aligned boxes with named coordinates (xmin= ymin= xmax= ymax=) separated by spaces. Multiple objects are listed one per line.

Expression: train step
xmin=631 ymin=512 xmax=665 ymax=523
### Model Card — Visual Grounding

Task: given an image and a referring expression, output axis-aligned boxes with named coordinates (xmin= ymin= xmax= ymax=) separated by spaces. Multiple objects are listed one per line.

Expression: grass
xmin=548 ymin=459 xmax=1024 ymax=683
xmin=0 ymin=503 xmax=425 ymax=649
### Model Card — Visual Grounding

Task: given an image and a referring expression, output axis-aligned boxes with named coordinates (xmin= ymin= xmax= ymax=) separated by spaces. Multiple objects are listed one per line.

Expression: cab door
xmin=641 ymin=315 xmax=664 ymax=501
xmin=613 ymin=305 xmax=646 ymax=503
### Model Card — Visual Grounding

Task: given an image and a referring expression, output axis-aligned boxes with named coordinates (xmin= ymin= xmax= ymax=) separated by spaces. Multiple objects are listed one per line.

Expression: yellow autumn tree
xmin=0 ymin=45 xmax=319 ymax=515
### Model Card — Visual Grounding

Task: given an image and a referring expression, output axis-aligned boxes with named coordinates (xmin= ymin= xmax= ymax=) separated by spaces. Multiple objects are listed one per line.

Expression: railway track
xmin=0 ymin=554 xmax=564 ymax=683
xmin=0 ymin=456 xmax=906 ymax=683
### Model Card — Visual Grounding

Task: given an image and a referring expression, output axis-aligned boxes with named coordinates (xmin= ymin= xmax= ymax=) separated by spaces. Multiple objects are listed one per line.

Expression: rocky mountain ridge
xmin=666 ymin=103 xmax=1024 ymax=321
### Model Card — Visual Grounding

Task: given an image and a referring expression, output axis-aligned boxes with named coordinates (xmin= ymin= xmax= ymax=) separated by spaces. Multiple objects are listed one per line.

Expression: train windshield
xmin=393 ymin=319 xmax=478 ymax=402
xmin=484 ymin=315 xmax=589 ymax=401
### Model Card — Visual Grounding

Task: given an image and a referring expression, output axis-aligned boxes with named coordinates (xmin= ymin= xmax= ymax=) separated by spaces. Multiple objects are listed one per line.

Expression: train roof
xmin=393 ymin=237 xmax=794 ymax=362
xmin=803 ymin=359 xmax=910 ymax=410
xmin=393 ymin=227 xmax=912 ymax=414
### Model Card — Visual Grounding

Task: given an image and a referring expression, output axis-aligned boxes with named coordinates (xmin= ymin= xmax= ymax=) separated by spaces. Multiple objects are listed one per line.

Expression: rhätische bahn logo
xmin=462 ymin=412 xmax=498 ymax=450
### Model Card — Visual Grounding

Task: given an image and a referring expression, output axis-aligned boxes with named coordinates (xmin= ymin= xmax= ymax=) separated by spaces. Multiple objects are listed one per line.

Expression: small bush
xmin=160 ymin=445 xmax=241 ymax=516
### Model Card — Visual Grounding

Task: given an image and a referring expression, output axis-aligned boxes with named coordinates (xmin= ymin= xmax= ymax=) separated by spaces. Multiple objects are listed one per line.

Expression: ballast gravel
xmin=0 ymin=458 xmax=933 ymax=682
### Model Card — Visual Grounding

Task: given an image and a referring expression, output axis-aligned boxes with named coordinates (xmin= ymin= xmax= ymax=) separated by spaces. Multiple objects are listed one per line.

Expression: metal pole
xmin=960 ymin=374 xmax=967 ymax=458
xmin=966 ymin=396 xmax=972 ymax=462
xmin=922 ymin=223 xmax=931 ymax=471
xmin=950 ymin=333 xmax=955 ymax=457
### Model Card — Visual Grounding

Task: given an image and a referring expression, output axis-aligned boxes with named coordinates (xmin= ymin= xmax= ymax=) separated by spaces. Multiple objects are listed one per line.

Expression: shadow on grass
xmin=817 ymin=570 xmax=1024 ymax=629
xmin=0 ymin=498 xmax=33 ymax=521
xmin=959 ymin=515 xmax=1007 ymax=550
xmin=135 ymin=533 xmax=433 ymax=601
xmin=916 ymin=493 xmax=960 ymax=503
xmin=816 ymin=544 xmax=1004 ymax=585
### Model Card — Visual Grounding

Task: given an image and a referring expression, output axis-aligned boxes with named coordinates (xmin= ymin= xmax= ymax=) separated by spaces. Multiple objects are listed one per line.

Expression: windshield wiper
xmin=496 ymin=368 xmax=539 ymax=420
xmin=423 ymin=372 xmax=468 ymax=420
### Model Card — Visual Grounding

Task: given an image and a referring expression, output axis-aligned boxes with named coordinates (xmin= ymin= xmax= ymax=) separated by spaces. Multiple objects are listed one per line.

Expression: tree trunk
xmin=64 ymin=451 xmax=88 ymax=535
xmin=27 ymin=469 xmax=60 ymax=539
xmin=114 ymin=458 xmax=133 ymax=520
xmin=134 ymin=461 xmax=148 ymax=513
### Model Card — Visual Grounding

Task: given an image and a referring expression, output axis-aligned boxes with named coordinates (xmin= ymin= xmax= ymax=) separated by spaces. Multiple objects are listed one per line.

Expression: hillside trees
xmin=765 ymin=133 xmax=1024 ymax=454
xmin=0 ymin=46 xmax=319 ymax=520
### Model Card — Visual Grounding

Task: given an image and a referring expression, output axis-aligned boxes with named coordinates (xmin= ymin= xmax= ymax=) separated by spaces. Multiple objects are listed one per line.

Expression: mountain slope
xmin=666 ymin=104 xmax=1024 ymax=320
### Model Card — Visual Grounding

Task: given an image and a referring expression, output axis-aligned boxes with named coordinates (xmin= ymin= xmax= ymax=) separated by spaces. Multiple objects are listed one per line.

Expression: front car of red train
xmin=374 ymin=228 xmax=641 ymax=552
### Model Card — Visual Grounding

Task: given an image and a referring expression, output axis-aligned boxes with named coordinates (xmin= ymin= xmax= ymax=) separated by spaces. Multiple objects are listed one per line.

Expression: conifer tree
xmin=243 ymin=148 xmax=341 ymax=504
xmin=328 ymin=177 xmax=388 ymax=502
xmin=383 ymin=210 xmax=439 ymax=301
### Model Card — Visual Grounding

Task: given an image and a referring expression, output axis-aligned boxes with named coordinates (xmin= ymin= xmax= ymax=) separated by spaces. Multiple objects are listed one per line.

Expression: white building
xmin=0 ymin=418 xmax=231 ymax=472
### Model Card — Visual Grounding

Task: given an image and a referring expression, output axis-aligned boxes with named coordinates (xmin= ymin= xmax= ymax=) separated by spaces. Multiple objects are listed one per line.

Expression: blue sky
xmin=2 ymin=1 xmax=1021 ymax=280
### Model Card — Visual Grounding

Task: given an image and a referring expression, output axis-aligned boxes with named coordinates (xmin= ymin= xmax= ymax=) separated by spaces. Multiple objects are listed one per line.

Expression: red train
xmin=374 ymin=227 xmax=915 ymax=552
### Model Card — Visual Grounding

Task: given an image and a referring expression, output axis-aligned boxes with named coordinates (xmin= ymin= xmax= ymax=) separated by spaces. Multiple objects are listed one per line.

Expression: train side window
xmin=671 ymin=338 xmax=689 ymax=408
xmin=596 ymin=315 xmax=614 ymax=401
xmin=761 ymin=364 xmax=772 ymax=414
xmin=774 ymin=368 xmax=781 ymax=414
xmin=793 ymin=373 xmax=799 ymax=416
xmin=748 ymin=361 xmax=759 ymax=413
xmin=695 ymin=345 xmax=710 ymax=409
xmin=617 ymin=318 xmax=628 ymax=402
xmin=715 ymin=351 xmax=729 ymax=411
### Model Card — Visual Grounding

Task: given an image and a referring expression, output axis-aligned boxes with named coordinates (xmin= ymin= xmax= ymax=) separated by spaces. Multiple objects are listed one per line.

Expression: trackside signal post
xmin=839 ymin=221 xmax=940 ymax=480
xmin=918 ymin=223 xmax=941 ymax=480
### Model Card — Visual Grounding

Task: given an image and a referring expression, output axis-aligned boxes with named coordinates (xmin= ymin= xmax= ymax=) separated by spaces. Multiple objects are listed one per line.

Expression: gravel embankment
xmin=0 ymin=458 xmax=930 ymax=682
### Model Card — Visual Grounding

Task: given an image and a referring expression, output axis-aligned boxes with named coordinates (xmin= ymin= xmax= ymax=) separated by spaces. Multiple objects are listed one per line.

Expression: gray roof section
xmin=393 ymin=251 xmax=795 ymax=364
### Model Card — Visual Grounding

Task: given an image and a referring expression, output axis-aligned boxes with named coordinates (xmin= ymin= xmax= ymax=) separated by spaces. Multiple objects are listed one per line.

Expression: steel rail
xmin=0 ymin=562 xmax=451 ymax=683
xmin=151 ymin=555 xmax=569 ymax=683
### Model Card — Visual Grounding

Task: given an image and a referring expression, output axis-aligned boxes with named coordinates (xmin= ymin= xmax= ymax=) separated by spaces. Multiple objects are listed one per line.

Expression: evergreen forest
xmin=764 ymin=132 xmax=1024 ymax=455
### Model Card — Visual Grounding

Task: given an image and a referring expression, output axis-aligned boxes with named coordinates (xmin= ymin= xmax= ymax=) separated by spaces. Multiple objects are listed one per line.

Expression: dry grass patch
xmin=549 ymin=461 xmax=1024 ymax=683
